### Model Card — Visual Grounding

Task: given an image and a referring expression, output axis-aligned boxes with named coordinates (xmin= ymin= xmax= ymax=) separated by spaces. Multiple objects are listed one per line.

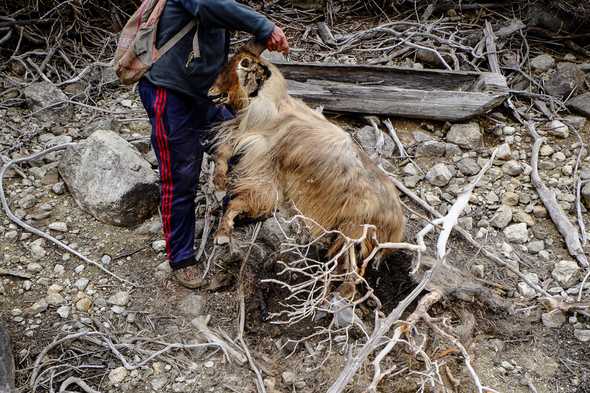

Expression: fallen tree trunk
xmin=273 ymin=61 xmax=508 ymax=121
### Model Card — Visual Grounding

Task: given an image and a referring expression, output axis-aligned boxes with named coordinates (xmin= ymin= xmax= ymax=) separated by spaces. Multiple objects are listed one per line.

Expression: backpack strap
xmin=158 ymin=18 xmax=199 ymax=58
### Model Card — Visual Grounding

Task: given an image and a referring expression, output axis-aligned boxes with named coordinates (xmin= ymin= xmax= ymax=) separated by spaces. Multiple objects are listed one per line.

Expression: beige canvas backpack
xmin=114 ymin=0 xmax=200 ymax=85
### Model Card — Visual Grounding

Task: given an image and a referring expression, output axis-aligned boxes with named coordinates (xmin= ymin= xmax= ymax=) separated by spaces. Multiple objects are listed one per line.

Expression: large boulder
xmin=59 ymin=130 xmax=159 ymax=227
xmin=23 ymin=81 xmax=71 ymax=122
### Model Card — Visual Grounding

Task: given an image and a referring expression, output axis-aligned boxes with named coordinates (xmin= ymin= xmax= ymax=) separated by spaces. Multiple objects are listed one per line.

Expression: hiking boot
xmin=172 ymin=265 xmax=207 ymax=289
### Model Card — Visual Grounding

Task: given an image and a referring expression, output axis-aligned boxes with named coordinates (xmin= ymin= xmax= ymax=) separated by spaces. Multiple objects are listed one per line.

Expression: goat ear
xmin=241 ymin=39 xmax=266 ymax=57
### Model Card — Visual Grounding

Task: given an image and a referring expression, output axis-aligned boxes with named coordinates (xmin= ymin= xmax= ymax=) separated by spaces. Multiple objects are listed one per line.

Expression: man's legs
xmin=139 ymin=79 xmax=206 ymax=275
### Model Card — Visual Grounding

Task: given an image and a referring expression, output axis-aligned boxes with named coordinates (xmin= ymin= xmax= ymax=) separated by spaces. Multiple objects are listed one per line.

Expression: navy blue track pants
xmin=138 ymin=78 xmax=233 ymax=270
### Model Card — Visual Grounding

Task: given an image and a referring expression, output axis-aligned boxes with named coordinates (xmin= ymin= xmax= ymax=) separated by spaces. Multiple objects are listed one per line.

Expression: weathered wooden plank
xmin=286 ymin=79 xmax=506 ymax=121
xmin=274 ymin=61 xmax=507 ymax=93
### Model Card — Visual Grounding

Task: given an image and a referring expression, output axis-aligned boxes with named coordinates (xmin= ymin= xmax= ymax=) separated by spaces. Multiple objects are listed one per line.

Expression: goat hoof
xmin=214 ymin=234 xmax=231 ymax=245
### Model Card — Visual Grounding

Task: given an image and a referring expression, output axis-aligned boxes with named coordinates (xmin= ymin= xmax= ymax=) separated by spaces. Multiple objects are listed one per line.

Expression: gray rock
xmin=107 ymin=291 xmax=130 ymax=307
xmin=74 ymin=278 xmax=90 ymax=291
xmin=546 ymin=120 xmax=569 ymax=138
xmin=58 ymin=130 xmax=159 ymax=227
xmin=403 ymin=163 xmax=418 ymax=176
xmin=46 ymin=292 xmax=65 ymax=306
xmin=502 ymin=160 xmax=523 ymax=176
xmin=563 ymin=115 xmax=586 ymax=130
xmin=23 ymin=82 xmax=71 ymax=122
xmin=574 ymin=329 xmax=590 ymax=342
xmin=446 ymin=123 xmax=482 ymax=149
xmin=456 ymin=158 xmax=481 ymax=176
xmin=29 ymin=238 xmax=46 ymax=260
xmin=152 ymin=240 xmax=166 ymax=252
xmin=51 ymin=182 xmax=66 ymax=195
xmin=530 ymin=54 xmax=555 ymax=72
xmin=491 ymin=205 xmax=513 ymax=229
xmin=541 ymin=310 xmax=566 ymax=328
xmin=56 ymin=305 xmax=70 ymax=319
xmin=518 ymin=273 xmax=539 ymax=298
xmin=179 ymin=294 xmax=204 ymax=317
xmin=568 ymin=92 xmax=590 ymax=117
xmin=412 ymin=130 xmax=434 ymax=142
xmin=48 ymin=222 xmax=68 ymax=232
xmin=282 ymin=371 xmax=297 ymax=385
xmin=445 ymin=143 xmax=462 ymax=158
xmin=28 ymin=299 xmax=48 ymax=315
xmin=150 ymin=376 xmax=168 ymax=390
xmin=109 ymin=367 xmax=128 ymax=385
xmin=27 ymin=262 xmax=43 ymax=273
xmin=355 ymin=125 xmax=396 ymax=159
xmin=502 ymin=192 xmax=519 ymax=206
xmin=415 ymin=140 xmax=446 ymax=157
xmin=551 ymin=260 xmax=580 ymax=288
xmin=503 ymin=223 xmax=528 ymax=244
xmin=101 ymin=255 xmax=112 ymax=266
xmin=496 ymin=143 xmax=512 ymax=161
xmin=425 ymin=164 xmax=453 ymax=187
xmin=527 ymin=240 xmax=545 ymax=253
xmin=545 ymin=62 xmax=586 ymax=98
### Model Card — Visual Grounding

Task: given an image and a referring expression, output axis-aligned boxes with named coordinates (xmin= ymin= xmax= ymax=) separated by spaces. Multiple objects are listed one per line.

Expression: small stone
xmin=513 ymin=210 xmax=535 ymax=227
xmin=46 ymin=292 xmax=65 ymax=306
xmin=156 ymin=262 xmax=172 ymax=273
xmin=446 ymin=122 xmax=482 ymax=149
xmin=496 ymin=143 xmax=512 ymax=160
xmin=204 ymin=361 xmax=214 ymax=368
xmin=48 ymin=222 xmax=68 ymax=232
xmin=28 ymin=298 xmax=49 ymax=315
xmin=533 ymin=205 xmax=548 ymax=218
xmin=120 ymin=99 xmax=134 ymax=108
xmin=108 ymin=291 xmax=130 ymax=306
xmin=530 ymin=54 xmax=555 ymax=72
xmin=425 ymin=164 xmax=453 ymax=187
xmin=151 ymin=376 xmax=168 ymax=390
xmin=75 ymin=297 xmax=92 ymax=312
xmin=101 ymin=255 xmax=112 ymax=265
xmin=29 ymin=241 xmax=46 ymax=260
xmin=471 ymin=264 xmax=484 ymax=278
xmin=458 ymin=217 xmax=473 ymax=230
xmin=282 ymin=371 xmax=296 ymax=385
xmin=53 ymin=264 xmax=65 ymax=276
xmin=546 ymin=120 xmax=569 ymax=138
xmin=152 ymin=240 xmax=167 ymax=253
xmin=502 ymin=192 xmax=519 ymax=206
xmin=552 ymin=152 xmax=566 ymax=162
xmin=27 ymin=262 xmax=43 ymax=273
xmin=111 ymin=305 xmax=126 ymax=314
xmin=527 ymin=240 xmax=545 ymax=253
xmin=56 ymin=305 xmax=70 ymax=319
xmin=456 ymin=158 xmax=481 ymax=176
xmin=74 ymin=278 xmax=90 ymax=290
xmin=518 ymin=273 xmax=539 ymax=298
xmin=542 ymin=310 xmax=566 ymax=328
xmin=574 ymin=329 xmax=590 ymax=342
xmin=416 ymin=141 xmax=447 ymax=157
xmin=109 ymin=367 xmax=128 ymax=385
xmin=503 ymin=126 xmax=516 ymax=135
xmin=500 ymin=361 xmax=514 ymax=371
xmin=491 ymin=205 xmax=513 ymax=229
xmin=179 ymin=294 xmax=204 ymax=317
xmin=552 ymin=260 xmax=580 ymax=288
xmin=403 ymin=163 xmax=418 ymax=176
xmin=502 ymin=160 xmax=523 ymax=176
xmin=51 ymin=182 xmax=66 ymax=195
xmin=5 ymin=231 xmax=18 ymax=240
xmin=74 ymin=265 xmax=85 ymax=274
xmin=540 ymin=145 xmax=554 ymax=156
xmin=503 ymin=223 xmax=528 ymax=244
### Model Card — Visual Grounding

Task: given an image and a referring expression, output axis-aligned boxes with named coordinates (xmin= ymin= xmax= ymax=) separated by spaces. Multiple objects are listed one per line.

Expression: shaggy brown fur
xmin=208 ymin=42 xmax=405 ymax=295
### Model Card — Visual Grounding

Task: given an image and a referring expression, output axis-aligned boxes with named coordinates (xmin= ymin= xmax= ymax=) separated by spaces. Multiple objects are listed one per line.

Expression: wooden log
xmin=273 ymin=61 xmax=508 ymax=121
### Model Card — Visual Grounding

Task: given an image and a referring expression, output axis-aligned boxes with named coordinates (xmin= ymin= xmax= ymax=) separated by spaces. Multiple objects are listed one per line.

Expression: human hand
xmin=266 ymin=25 xmax=289 ymax=55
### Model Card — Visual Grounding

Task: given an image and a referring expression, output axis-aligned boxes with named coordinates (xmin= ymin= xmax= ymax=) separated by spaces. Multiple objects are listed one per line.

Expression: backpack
xmin=114 ymin=0 xmax=200 ymax=85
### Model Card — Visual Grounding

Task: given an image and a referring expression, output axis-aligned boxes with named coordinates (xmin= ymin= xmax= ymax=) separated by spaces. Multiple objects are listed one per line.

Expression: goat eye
xmin=240 ymin=58 xmax=251 ymax=68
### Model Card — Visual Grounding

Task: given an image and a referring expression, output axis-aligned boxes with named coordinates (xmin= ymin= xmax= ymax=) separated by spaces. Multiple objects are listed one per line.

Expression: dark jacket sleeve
xmin=179 ymin=0 xmax=275 ymax=42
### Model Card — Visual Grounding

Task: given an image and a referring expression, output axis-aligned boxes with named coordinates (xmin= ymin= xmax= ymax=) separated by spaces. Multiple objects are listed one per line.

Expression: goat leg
xmin=213 ymin=143 xmax=233 ymax=192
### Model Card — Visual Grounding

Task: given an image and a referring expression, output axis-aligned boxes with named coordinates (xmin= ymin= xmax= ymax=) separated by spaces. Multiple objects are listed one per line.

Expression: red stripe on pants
xmin=154 ymin=87 xmax=173 ymax=259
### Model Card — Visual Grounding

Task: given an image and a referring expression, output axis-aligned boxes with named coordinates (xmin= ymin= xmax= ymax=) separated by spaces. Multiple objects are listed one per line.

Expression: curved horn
xmin=241 ymin=39 xmax=266 ymax=57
